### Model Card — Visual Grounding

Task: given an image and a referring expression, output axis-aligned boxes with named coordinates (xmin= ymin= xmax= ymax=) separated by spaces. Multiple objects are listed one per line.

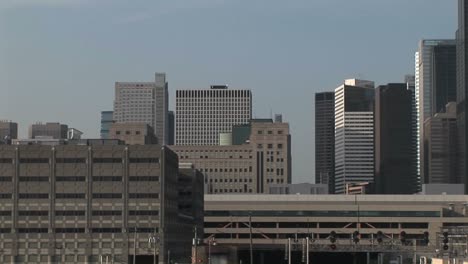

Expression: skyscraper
xmin=334 ymin=79 xmax=375 ymax=194
xmin=315 ymin=92 xmax=335 ymax=192
xmin=0 ymin=121 xmax=18 ymax=143
xmin=375 ymin=83 xmax=418 ymax=194
xmin=168 ymin=111 xmax=175 ymax=145
xmin=457 ymin=0 xmax=468 ymax=193
xmin=424 ymin=103 xmax=458 ymax=184
xmin=100 ymin=111 xmax=114 ymax=139
xmin=406 ymin=75 xmax=420 ymax=181
xmin=113 ymin=73 xmax=168 ymax=144
xmin=29 ymin=122 xmax=68 ymax=139
xmin=416 ymin=40 xmax=457 ymax=182
xmin=175 ymin=85 xmax=252 ymax=145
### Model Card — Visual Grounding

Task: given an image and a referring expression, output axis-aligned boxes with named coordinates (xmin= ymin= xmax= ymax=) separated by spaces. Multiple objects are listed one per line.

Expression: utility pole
xmin=249 ymin=214 xmax=253 ymax=264
xmin=193 ymin=226 xmax=198 ymax=264
xmin=288 ymin=238 xmax=291 ymax=264
xmin=306 ymin=236 xmax=309 ymax=264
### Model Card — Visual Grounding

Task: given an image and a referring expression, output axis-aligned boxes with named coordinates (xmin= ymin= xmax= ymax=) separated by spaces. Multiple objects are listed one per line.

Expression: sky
xmin=0 ymin=0 xmax=458 ymax=183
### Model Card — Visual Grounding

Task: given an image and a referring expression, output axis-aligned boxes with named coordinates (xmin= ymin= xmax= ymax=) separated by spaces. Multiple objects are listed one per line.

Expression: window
xmin=125 ymin=131 xmax=130 ymax=135
xmin=267 ymin=144 xmax=273 ymax=149
xmin=257 ymin=130 xmax=263 ymax=134
xmin=0 ymin=211 xmax=11 ymax=216
xmin=92 ymin=210 xmax=122 ymax=216
xmin=129 ymin=210 xmax=159 ymax=216
xmin=129 ymin=158 xmax=159 ymax=163
xmin=55 ymin=228 xmax=85 ymax=233
xmin=56 ymin=176 xmax=85 ymax=182
xmin=18 ymin=211 xmax=48 ymax=216
xmin=91 ymin=228 xmax=121 ymax=233
xmin=129 ymin=193 xmax=159 ymax=199
xmin=19 ymin=193 xmax=48 ymax=199
xmin=0 ymin=194 xmax=11 ymax=199
xmin=55 ymin=210 xmax=85 ymax=216
xmin=56 ymin=193 xmax=85 ymax=199
xmin=278 ymin=130 xmax=283 ymax=135
xmin=19 ymin=158 xmax=48 ymax=163
xmin=136 ymin=131 xmax=141 ymax=135
xmin=0 ymin=158 xmax=13 ymax=163
xmin=278 ymin=144 xmax=283 ymax=149
xmin=92 ymin=193 xmax=122 ymax=199
xmin=19 ymin=176 xmax=49 ymax=182
xmin=0 ymin=177 xmax=12 ymax=182
xmin=92 ymin=158 xmax=122 ymax=163
xmin=56 ymin=158 xmax=86 ymax=163
xmin=267 ymin=131 xmax=273 ymax=134
xmin=129 ymin=176 xmax=159 ymax=182
xmin=18 ymin=228 xmax=48 ymax=233
xmin=92 ymin=176 xmax=122 ymax=182
xmin=116 ymin=131 xmax=121 ymax=135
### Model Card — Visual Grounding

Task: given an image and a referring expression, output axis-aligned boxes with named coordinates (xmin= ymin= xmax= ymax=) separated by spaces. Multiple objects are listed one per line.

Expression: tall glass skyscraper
xmin=100 ymin=111 xmax=114 ymax=139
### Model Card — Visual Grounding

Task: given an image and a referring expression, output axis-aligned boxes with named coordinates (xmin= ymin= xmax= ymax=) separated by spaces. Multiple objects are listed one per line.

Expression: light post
xmin=148 ymin=234 xmax=160 ymax=264
xmin=208 ymin=236 xmax=217 ymax=264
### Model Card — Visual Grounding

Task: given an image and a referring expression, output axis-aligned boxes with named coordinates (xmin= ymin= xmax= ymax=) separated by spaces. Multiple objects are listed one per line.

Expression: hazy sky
xmin=0 ymin=0 xmax=457 ymax=183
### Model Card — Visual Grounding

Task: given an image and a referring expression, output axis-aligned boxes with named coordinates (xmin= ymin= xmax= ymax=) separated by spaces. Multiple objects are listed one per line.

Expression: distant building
xmin=269 ymin=183 xmax=328 ymax=195
xmin=0 ymin=144 xmax=203 ymax=263
xmin=100 ymin=111 xmax=114 ymax=139
xmin=113 ymin=73 xmax=168 ymax=144
xmin=67 ymin=128 xmax=83 ymax=140
xmin=416 ymin=39 xmax=457 ymax=183
xmin=345 ymin=182 xmax=373 ymax=195
xmin=170 ymin=119 xmax=291 ymax=194
xmin=168 ymin=111 xmax=175 ymax=145
xmin=424 ymin=102 xmax=458 ymax=184
xmin=175 ymin=86 xmax=252 ymax=145
xmin=109 ymin=122 xmax=158 ymax=145
xmin=29 ymin=122 xmax=68 ymax=139
xmin=0 ymin=121 xmax=18 ymax=143
xmin=421 ymin=184 xmax=465 ymax=195
xmin=406 ymin=75 xmax=421 ymax=179
xmin=315 ymin=92 xmax=335 ymax=192
xmin=334 ymin=79 xmax=375 ymax=194
xmin=374 ymin=83 xmax=419 ymax=194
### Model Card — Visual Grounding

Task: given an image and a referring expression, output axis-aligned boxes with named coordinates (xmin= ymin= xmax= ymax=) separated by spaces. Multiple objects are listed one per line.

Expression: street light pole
xmin=148 ymin=234 xmax=159 ymax=264
xmin=306 ymin=236 xmax=309 ymax=264
xmin=208 ymin=236 xmax=217 ymax=264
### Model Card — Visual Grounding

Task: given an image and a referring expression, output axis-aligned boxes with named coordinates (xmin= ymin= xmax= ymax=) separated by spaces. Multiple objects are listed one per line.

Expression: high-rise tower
xmin=315 ymin=92 xmax=335 ymax=192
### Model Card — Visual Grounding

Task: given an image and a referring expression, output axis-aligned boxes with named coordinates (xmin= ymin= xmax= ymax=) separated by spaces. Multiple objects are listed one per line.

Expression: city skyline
xmin=0 ymin=0 xmax=458 ymax=183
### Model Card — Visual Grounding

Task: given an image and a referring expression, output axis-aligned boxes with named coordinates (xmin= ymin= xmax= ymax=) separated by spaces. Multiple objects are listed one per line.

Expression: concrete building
xmin=334 ymin=79 xmax=375 ymax=194
xmin=457 ymin=0 xmax=468 ymax=194
xmin=424 ymin=102 xmax=458 ymax=184
xmin=170 ymin=119 xmax=291 ymax=194
xmin=0 ymin=121 xmax=18 ymax=143
xmin=269 ymin=183 xmax=328 ymax=194
xmin=167 ymin=111 xmax=175 ymax=145
xmin=67 ymin=128 xmax=83 ymax=140
xmin=175 ymin=85 xmax=252 ymax=145
xmin=29 ymin=122 xmax=68 ymax=139
xmin=204 ymin=194 xmax=468 ymax=263
xmin=375 ymin=83 xmax=419 ymax=194
xmin=0 ymin=144 xmax=203 ymax=264
xmin=113 ymin=73 xmax=168 ymax=145
xmin=109 ymin=122 xmax=158 ymax=145
xmin=315 ymin=92 xmax=335 ymax=192
xmin=100 ymin=111 xmax=114 ymax=139
xmin=416 ymin=40 xmax=457 ymax=184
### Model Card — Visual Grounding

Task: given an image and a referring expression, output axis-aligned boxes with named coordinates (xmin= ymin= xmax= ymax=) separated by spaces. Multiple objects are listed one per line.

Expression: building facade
xmin=29 ymin=122 xmax=68 ymax=139
xmin=375 ymin=83 xmax=418 ymax=194
xmin=167 ymin=111 xmax=175 ymax=145
xmin=457 ymin=0 xmax=468 ymax=194
xmin=175 ymin=86 xmax=252 ymax=145
xmin=0 ymin=121 xmax=18 ymax=143
xmin=416 ymin=40 xmax=457 ymax=183
xmin=424 ymin=102 xmax=458 ymax=184
xmin=100 ymin=111 xmax=114 ymax=139
xmin=109 ymin=122 xmax=158 ymax=145
xmin=315 ymin=92 xmax=335 ymax=192
xmin=334 ymin=79 xmax=375 ymax=194
xmin=170 ymin=119 xmax=291 ymax=194
xmin=0 ymin=144 xmax=201 ymax=264
xmin=113 ymin=73 xmax=168 ymax=145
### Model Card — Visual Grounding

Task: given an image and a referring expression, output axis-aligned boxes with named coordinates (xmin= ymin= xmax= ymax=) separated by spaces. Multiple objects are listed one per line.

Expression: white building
xmin=175 ymin=85 xmax=252 ymax=145
xmin=334 ymin=79 xmax=375 ymax=194
xmin=113 ymin=72 xmax=168 ymax=144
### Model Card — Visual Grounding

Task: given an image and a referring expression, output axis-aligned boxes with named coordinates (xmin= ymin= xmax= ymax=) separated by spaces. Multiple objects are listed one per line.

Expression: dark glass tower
xmin=315 ymin=92 xmax=335 ymax=193
xmin=457 ymin=0 xmax=468 ymax=193
xmin=375 ymin=84 xmax=418 ymax=194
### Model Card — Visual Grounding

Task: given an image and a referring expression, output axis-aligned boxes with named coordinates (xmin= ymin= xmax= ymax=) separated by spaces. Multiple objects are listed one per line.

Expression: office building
xmin=29 ymin=122 xmax=68 ymax=139
xmin=416 ymin=40 xmax=457 ymax=182
xmin=334 ymin=79 xmax=375 ymax=194
xmin=100 ymin=111 xmax=114 ymax=139
xmin=170 ymin=119 xmax=291 ymax=194
xmin=0 ymin=121 xmax=18 ymax=143
xmin=424 ymin=102 xmax=458 ymax=184
xmin=406 ymin=75 xmax=421 ymax=179
xmin=113 ymin=73 xmax=168 ymax=144
xmin=315 ymin=92 xmax=335 ymax=192
xmin=457 ymin=0 xmax=468 ymax=193
xmin=175 ymin=85 xmax=252 ymax=145
xmin=0 ymin=144 xmax=202 ymax=264
xmin=109 ymin=122 xmax=158 ymax=145
xmin=268 ymin=183 xmax=328 ymax=194
xmin=375 ymin=83 xmax=418 ymax=194
xmin=167 ymin=111 xmax=175 ymax=145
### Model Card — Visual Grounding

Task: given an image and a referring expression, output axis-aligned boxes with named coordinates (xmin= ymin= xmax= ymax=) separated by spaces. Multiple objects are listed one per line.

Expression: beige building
xmin=170 ymin=119 xmax=291 ymax=194
xmin=0 ymin=144 xmax=203 ymax=264
xmin=109 ymin=122 xmax=158 ymax=145
xmin=0 ymin=121 xmax=18 ymax=142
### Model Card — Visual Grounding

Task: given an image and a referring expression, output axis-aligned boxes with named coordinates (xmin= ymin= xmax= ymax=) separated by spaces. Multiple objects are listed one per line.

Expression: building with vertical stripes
xmin=175 ymin=86 xmax=252 ymax=145
xmin=334 ymin=79 xmax=375 ymax=194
